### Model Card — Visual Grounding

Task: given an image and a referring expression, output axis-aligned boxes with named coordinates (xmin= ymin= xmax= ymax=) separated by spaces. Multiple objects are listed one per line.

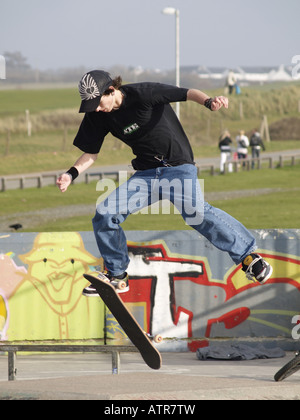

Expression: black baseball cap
xmin=78 ymin=70 xmax=113 ymax=113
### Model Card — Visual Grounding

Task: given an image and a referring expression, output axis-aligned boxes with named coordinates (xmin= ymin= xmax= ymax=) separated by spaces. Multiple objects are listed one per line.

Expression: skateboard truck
xmin=96 ymin=271 xmax=127 ymax=291
xmin=146 ymin=332 xmax=163 ymax=344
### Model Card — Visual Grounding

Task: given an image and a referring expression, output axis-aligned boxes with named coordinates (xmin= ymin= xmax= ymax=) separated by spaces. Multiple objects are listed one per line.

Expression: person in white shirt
xmin=226 ymin=70 xmax=237 ymax=95
xmin=236 ymin=130 xmax=249 ymax=166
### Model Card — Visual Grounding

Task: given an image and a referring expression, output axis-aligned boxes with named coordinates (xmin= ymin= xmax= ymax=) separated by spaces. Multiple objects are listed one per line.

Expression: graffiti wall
xmin=0 ymin=232 xmax=105 ymax=341
xmin=0 ymin=230 xmax=300 ymax=351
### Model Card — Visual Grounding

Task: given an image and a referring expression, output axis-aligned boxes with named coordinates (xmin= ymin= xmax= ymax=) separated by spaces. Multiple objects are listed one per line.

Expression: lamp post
xmin=162 ymin=7 xmax=180 ymax=119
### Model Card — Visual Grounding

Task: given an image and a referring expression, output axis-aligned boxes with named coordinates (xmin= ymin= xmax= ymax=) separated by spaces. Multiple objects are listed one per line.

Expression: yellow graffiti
xmin=18 ymin=232 xmax=99 ymax=312
xmin=226 ymin=250 xmax=300 ymax=293
xmin=248 ymin=309 xmax=300 ymax=335
xmin=0 ymin=295 xmax=7 ymax=333
xmin=7 ymin=232 xmax=105 ymax=341
xmin=247 ymin=317 xmax=291 ymax=335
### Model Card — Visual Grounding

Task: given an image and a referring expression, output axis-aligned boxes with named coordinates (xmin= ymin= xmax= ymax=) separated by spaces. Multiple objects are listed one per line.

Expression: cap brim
xmin=79 ymin=96 xmax=101 ymax=113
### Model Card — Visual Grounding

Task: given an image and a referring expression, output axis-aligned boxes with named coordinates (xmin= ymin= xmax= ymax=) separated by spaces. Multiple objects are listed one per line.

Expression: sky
xmin=0 ymin=0 xmax=299 ymax=71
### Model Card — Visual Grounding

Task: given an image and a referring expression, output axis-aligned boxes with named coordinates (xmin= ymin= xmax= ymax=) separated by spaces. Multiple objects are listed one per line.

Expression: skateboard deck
xmin=83 ymin=273 xmax=162 ymax=370
xmin=274 ymin=351 xmax=300 ymax=381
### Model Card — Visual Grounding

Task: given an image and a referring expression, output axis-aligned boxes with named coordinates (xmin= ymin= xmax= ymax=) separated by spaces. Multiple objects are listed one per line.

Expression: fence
xmin=0 ymin=170 xmax=138 ymax=192
xmin=1 ymin=153 xmax=300 ymax=191
xmin=223 ymin=152 xmax=300 ymax=174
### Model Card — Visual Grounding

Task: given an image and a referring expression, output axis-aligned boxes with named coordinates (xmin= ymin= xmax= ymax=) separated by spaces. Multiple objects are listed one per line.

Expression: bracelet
xmin=204 ymin=98 xmax=213 ymax=111
xmin=66 ymin=166 xmax=79 ymax=181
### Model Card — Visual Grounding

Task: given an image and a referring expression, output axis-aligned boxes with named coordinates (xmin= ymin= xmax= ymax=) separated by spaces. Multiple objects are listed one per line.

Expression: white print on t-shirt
xmin=124 ymin=123 xmax=140 ymax=135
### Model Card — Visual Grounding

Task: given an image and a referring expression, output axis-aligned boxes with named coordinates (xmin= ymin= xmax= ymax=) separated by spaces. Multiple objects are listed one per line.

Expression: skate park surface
xmin=0 ymin=351 xmax=299 ymax=400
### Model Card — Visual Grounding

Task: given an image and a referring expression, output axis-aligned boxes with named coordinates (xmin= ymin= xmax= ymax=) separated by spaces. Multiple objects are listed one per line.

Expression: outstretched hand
xmin=211 ymin=96 xmax=229 ymax=111
xmin=56 ymin=173 xmax=72 ymax=193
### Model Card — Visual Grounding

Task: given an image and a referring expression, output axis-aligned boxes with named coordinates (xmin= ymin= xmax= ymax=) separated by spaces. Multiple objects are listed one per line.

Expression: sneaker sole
xmin=258 ymin=264 xmax=273 ymax=284
xmin=82 ymin=291 xmax=99 ymax=297
xmin=83 ymin=285 xmax=130 ymax=296
xmin=115 ymin=286 xmax=130 ymax=294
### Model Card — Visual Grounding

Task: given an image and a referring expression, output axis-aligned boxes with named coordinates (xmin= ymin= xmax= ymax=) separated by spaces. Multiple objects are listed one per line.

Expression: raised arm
xmin=187 ymin=89 xmax=229 ymax=111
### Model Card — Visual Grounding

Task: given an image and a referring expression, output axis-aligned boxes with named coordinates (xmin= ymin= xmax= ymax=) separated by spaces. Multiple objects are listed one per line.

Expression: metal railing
xmin=0 ymin=343 xmax=139 ymax=380
xmin=222 ymin=153 xmax=300 ymax=174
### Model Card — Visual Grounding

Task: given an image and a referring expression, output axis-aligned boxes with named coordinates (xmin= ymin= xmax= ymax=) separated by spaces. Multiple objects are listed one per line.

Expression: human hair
xmin=111 ymin=76 xmax=123 ymax=89
xmin=103 ymin=75 xmax=123 ymax=95
xmin=220 ymin=130 xmax=231 ymax=140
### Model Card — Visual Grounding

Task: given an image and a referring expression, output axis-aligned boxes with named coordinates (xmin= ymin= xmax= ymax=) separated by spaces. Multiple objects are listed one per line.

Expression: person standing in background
xmin=250 ymin=129 xmax=265 ymax=169
xmin=236 ymin=130 xmax=249 ymax=166
xmin=218 ymin=130 xmax=233 ymax=173
xmin=226 ymin=70 xmax=237 ymax=95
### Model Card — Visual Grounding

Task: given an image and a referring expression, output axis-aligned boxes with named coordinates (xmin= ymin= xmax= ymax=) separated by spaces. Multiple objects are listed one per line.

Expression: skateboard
xmin=83 ymin=273 xmax=162 ymax=370
xmin=274 ymin=351 xmax=300 ymax=382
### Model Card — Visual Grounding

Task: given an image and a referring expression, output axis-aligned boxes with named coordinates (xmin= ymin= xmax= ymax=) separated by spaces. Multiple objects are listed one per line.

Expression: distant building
xmin=193 ymin=65 xmax=293 ymax=85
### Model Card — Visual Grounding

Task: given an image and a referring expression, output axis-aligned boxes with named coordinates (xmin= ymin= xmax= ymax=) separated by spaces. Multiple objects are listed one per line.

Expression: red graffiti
xmin=118 ymin=243 xmax=300 ymax=352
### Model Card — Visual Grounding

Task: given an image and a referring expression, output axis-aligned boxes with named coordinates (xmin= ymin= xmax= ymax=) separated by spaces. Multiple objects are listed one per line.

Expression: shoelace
xmin=97 ymin=271 xmax=111 ymax=282
xmin=98 ymin=270 xmax=126 ymax=283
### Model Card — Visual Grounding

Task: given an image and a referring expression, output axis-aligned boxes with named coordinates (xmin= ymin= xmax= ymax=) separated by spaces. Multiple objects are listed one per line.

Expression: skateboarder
xmin=57 ymin=70 xmax=273 ymax=295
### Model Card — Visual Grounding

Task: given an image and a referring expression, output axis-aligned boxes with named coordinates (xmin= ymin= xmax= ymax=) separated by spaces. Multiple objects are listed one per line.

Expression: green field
xmin=0 ymin=82 xmax=300 ymax=233
xmin=1 ymin=82 xmax=300 ymax=175
xmin=1 ymin=164 xmax=299 ymax=232
xmin=0 ymin=87 xmax=79 ymax=116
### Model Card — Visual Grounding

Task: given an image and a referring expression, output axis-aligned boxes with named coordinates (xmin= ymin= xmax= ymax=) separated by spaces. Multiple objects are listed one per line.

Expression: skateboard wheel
xmin=117 ymin=281 xmax=126 ymax=290
xmin=144 ymin=332 xmax=162 ymax=343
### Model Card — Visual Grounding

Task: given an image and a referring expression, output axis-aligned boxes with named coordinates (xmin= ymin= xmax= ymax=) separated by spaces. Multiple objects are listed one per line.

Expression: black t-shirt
xmin=73 ymin=82 xmax=194 ymax=170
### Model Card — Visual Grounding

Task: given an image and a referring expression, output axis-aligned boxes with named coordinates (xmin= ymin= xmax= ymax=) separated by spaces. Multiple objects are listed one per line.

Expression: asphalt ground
xmin=0 ymin=351 xmax=299 ymax=401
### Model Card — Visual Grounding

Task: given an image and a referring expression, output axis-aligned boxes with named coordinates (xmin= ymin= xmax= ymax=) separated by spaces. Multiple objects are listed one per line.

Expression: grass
xmin=0 ymin=181 xmax=99 ymax=216
xmin=26 ymin=213 xmax=190 ymax=233
xmin=0 ymin=130 xmax=299 ymax=176
xmin=0 ymin=88 xmax=78 ymax=116
xmin=1 ymin=165 xmax=300 ymax=232
xmin=0 ymin=130 xmax=137 ymax=175
xmin=1 ymin=82 xmax=300 ymax=175
xmin=203 ymin=163 xmax=300 ymax=191
xmin=211 ymin=190 xmax=300 ymax=229
xmin=1 ymin=82 xmax=300 ymax=232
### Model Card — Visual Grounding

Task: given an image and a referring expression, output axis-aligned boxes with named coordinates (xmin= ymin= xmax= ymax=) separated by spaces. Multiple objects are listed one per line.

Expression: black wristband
xmin=204 ymin=98 xmax=213 ymax=111
xmin=66 ymin=167 xmax=79 ymax=181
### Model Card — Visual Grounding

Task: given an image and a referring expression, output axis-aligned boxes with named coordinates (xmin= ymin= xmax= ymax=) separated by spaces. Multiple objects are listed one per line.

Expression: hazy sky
xmin=1 ymin=0 xmax=299 ymax=71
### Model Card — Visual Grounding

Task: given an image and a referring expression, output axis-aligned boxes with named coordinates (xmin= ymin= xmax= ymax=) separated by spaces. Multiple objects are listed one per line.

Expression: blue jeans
xmin=92 ymin=164 xmax=256 ymax=275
